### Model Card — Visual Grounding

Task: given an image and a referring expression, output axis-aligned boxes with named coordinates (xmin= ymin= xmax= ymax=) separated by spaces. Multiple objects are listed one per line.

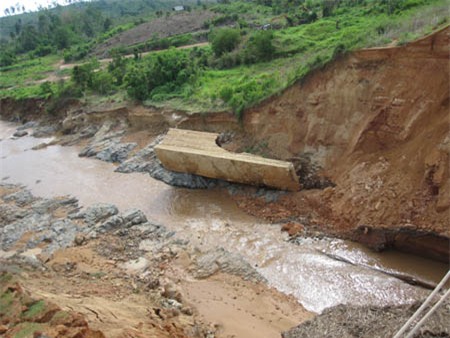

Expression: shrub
xmin=209 ymin=28 xmax=241 ymax=57
xmin=125 ymin=64 xmax=149 ymax=100
xmin=39 ymin=81 xmax=54 ymax=98
xmin=0 ymin=51 xmax=16 ymax=67
xmin=244 ymin=30 xmax=275 ymax=63
xmin=91 ymin=71 xmax=115 ymax=94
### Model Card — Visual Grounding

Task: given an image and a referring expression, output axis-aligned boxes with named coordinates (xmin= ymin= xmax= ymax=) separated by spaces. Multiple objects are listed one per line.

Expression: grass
xmin=0 ymin=290 xmax=15 ymax=315
xmin=180 ymin=0 xmax=449 ymax=113
xmin=0 ymin=54 xmax=61 ymax=99
xmin=0 ymin=0 xmax=448 ymax=111
xmin=22 ymin=300 xmax=46 ymax=319
xmin=10 ymin=322 xmax=45 ymax=338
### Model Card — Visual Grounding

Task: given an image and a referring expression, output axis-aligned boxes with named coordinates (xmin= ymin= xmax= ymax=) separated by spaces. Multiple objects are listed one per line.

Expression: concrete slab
xmin=155 ymin=129 xmax=300 ymax=191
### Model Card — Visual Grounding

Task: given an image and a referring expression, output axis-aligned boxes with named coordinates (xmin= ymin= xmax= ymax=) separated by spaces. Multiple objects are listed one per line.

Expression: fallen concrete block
xmin=155 ymin=128 xmax=300 ymax=191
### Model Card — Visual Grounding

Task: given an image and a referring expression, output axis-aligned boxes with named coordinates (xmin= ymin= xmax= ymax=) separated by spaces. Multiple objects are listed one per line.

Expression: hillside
xmin=0 ymin=3 xmax=449 ymax=337
xmin=1 ymin=0 xmax=448 ymax=110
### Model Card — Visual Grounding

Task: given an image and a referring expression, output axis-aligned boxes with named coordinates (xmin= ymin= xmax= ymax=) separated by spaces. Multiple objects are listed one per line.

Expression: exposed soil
xmin=0 ymin=183 xmax=311 ymax=337
xmin=234 ymin=26 xmax=450 ymax=261
xmin=92 ymin=11 xmax=216 ymax=58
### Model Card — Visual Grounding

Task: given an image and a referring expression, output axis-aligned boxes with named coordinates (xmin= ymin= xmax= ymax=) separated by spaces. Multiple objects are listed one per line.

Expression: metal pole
xmin=405 ymin=287 xmax=450 ymax=338
xmin=393 ymin=270 xmax=450 ymax=338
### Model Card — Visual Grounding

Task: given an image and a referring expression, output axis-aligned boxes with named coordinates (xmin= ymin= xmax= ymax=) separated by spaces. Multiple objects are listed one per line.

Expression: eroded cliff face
xmin=243 ymin=27 xmax=449 ymax=246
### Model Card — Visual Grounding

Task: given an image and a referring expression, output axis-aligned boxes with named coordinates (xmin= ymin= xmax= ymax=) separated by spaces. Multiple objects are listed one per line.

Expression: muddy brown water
xmin=0 ymin=121 xmax=448 ymax=313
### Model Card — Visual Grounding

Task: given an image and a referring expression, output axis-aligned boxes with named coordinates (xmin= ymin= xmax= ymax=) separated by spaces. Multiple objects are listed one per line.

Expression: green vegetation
xmin=0 ymin=290 xmax=15 ymax=315
xmin=9 ymin=322 xmax=45 ymax=338
xmin=22 ymin=300 xmax=46 ymax=319
xmin=0 ymin=0 xmax=448 ymax=115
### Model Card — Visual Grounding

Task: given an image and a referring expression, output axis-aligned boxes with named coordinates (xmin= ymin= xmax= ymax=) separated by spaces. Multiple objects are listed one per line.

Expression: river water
xmin=0 ymin=121 xmax=448 ymax=313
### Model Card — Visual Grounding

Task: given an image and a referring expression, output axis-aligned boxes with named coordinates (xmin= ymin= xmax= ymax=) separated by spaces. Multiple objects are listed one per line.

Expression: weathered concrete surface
xmin=155 ymin=129 xmax=300 ymax=191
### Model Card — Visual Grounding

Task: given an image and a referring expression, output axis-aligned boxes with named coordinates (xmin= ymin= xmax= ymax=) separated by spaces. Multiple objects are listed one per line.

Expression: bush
xmin=124 ymin=49 xmax=201 ymax=101
xmin=0 ymin=51 xmax=16 ymax=67
xmin=243 ymin=30 xmax=275 ymax=63
xmin=209 ymin=28 xmax=241 ymax=57
xmin=91 ymin=71 xmax=115 ymax=94
xmin=39 ymin=81 xmax=54 ymax=98
xmin=124 ymin=64 xmax=149 ymax=100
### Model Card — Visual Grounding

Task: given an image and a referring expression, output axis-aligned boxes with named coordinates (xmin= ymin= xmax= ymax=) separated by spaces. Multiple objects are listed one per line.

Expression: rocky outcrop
xmin=192 ymin=247 xmax=266 ymax=283
xmin=0 ymin=184 xmax=152 ymax=255
xmin=78 ymin=121 xmax=137 ymax=163
xmin=116 ymin=135 xmax=218 ymax=189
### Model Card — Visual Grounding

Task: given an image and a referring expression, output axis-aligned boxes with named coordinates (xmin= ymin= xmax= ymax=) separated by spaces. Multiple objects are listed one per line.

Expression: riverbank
xmin=1 ymin=107 xmax=449 ymax=337
xmin=0 ymin=183 xmax=312 ymax=337
xmin=2 ymin=94 xmax=448 ymax=263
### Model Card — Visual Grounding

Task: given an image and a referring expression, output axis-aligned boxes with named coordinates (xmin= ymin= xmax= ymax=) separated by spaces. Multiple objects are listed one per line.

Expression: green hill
xmin=0 ymin=0 xmax=448 ymax=115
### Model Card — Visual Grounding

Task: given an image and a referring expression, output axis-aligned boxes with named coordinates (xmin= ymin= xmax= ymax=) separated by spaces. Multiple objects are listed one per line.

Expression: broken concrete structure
xmin=155 ymin=128 xmax=300 ymax=191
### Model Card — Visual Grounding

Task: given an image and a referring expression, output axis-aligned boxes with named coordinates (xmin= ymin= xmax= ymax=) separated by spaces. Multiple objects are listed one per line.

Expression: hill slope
xmin=239 ymin=26 xmax=449 ymax=260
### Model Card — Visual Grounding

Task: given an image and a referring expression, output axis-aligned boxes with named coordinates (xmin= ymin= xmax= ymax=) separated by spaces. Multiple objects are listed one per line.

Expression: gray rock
xmin=31 ymin=197 xmax=78 ymax=215
xmin=17 ymin=121 xmax=39 ymax=131
xmin=1 ymin=213 xmax=52 ymax=250
xmin=79 ymin=137 xmax=136 ymax=163
xmin=122 ymin=208 xmax=147 ymax=227
xmin=76 ymin=203 xmax=119 ymax=225
xmin=3 ymin=190 xmax=35 ymax=206
xmin=0 ymin=204 xmax=29 ymax=226
xmin=192 ymin=248 xmax=265 ymax=283
xmin=13 ymin=130 xmax=28 ymax=137
xmin=98 ymin=215 xmax=124 ymax=233
xmin=96 ymin=142 xmax=137 ymax=163
xmin=116 ymin=136 xmax=217 ymax=189
xmin=79 ymin=125 xmax=99 ymax=139
xmin=32 ymin=125 xmax=57 ymax=138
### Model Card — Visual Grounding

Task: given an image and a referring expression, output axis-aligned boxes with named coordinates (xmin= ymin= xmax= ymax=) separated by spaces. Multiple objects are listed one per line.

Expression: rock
xmin=122 ymin=209 xmax=147 ymax=227
xmin=32 ymin=125 xmax=57 ymax=138
xmin=74 ymin=234 xmax=86 ymax=246
xmin=181 ymin=307 xmax=193 ymax=316
xmin=192 ymin=248 xmax=265 ymax=283
xmin=281 ymin=222 xmax=304 ymax=236
xmin=16 ymin=121 xmax=39 ymax=131
xmin=162 ymin=283 xmax=182 ymax=302
xmin=3 ymin=190 xmax=35 ymax=206
xmin=97 ymin=215 xmax=124 ymax=233
xmin=96 ymin=141 xmax=137 ymax=163
xmin=120 ymin=257 xmax=150 ymax=274
xmin=116 ymin=136 xmax=218 ymax=189
xmin=31 ymin=197 xmax=77 ymax=215
xmin=76 ymin=203 xmax=119 ymax=225
xmin=0 ymin=324 xmax=7 ymax=334
xmin=13 ymin=130 xmax=28 ymax=137
xmin=79 ymin=138 xmax=136 ymax=163
xmin=0 ymin=204 xmax=29 ymax=225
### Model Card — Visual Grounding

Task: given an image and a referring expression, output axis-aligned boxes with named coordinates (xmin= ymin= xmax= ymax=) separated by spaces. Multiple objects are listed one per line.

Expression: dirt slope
xmin=240 ymin=26 xmax=450 ymax=259
xmin=92 ymin=11 xmax=215 ymax=57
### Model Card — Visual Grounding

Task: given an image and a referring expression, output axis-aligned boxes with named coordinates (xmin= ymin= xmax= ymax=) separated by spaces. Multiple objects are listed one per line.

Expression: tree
xmin=246 ymin=30 xmax=275 ymax=62
xmin=209 ymin=28 xmax=241 ymax=57
xmin=125 ymin=64 xmax=149 ymax=100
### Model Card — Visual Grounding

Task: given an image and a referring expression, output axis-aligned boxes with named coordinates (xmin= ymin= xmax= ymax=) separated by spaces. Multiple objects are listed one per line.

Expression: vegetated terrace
xmin=0 ymin=0 xmax=448 ymax=115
